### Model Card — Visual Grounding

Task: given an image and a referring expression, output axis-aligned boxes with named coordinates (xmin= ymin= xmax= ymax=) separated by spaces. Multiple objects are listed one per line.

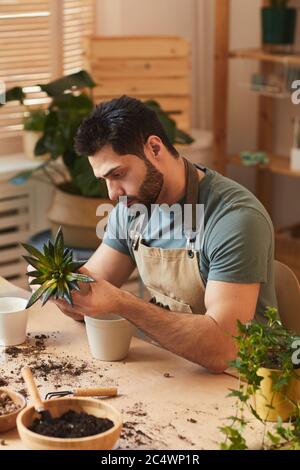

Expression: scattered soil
xmin=17 ymin=388 xmax=28 ymax=399
xmin=126 ymin=402 xmax=148 ymax=418
xmin=121 ymin=421 xmax=153 ymax=447
xmin=29 ymin=410 xmax=114 ymax=438
xmin=0 ymin=378 xmax=8 ymax=387
xmin=0 ymin=391 xmax=20 ymax=416
xmin=163 ymin=372 xmax=174 ymax=378
xmin=187 ymin=418 xmax=197 ymax=424
xmin=4 ymin=337 xmax=47 ymax=358
xmin=28 ymin=358 xmax=90 ymax=381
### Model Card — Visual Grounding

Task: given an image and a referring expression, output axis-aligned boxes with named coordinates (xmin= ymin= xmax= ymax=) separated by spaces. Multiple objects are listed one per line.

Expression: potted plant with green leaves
xmin=1 ymin=71 xmax=110 ymax=249
xmin=220 ymin=307 xmax=300 ymax=450
xmin=23 ymin=226 xmax=134 ymax=361
xmin=23 ymin=109 xmax=50 ymax=161
xmin=262 ymin=0 xmax=297 ymax=46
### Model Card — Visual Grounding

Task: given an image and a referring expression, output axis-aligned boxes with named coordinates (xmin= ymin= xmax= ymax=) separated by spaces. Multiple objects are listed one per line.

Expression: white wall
xmin=96 ymin=0 xmax=208 ymax=128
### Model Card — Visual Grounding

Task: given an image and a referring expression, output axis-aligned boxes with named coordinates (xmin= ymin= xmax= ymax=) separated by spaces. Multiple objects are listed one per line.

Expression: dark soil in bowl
xmin=29 ymin=410 xmax=114 ymax=438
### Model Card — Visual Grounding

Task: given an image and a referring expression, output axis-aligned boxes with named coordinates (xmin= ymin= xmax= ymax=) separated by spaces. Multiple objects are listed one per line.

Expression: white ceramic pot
xmin=0 ymin=297 xmax=28 ymax=346
xmin=291 ymin=148 xmax=300 ymax=172
xmin=85 ymin=314 xmax=133 ymax=361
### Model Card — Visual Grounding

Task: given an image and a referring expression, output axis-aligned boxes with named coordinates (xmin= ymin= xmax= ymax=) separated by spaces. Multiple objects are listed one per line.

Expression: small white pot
xmin=0 ymin=297 xmax=28 ymax=347
xmin=85 ymin=314 xmax=133 ymax=361
xmin=291 ymin=148 xmax=300 ymax=171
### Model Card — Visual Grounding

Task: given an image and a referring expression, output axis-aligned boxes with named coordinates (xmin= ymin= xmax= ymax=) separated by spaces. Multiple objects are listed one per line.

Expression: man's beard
xmin=127 ymin=158 xmax=164 ymax=208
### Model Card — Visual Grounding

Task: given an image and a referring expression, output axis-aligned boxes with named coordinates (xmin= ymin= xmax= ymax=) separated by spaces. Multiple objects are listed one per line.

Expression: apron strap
xmin=183 ymin=157 xmax=200 ymax=235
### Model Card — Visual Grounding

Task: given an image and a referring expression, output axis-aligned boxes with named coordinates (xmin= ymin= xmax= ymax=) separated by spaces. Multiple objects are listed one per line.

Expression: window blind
xmin=63 ymin=0 xmax=95 ymax=75
xmin=0 ymin=0 xmax=95 ymax=145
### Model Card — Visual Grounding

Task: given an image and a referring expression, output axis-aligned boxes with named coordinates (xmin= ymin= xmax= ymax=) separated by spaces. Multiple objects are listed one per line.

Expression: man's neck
xmin=157 ymin=157 xmax=205 ymax=205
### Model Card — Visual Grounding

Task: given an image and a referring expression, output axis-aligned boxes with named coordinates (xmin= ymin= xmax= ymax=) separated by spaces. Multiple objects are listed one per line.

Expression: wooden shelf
xmin=228 ymin=154 xmax=300 ymax=179
xmin=229 ymin=48 xmax=300 ymax=66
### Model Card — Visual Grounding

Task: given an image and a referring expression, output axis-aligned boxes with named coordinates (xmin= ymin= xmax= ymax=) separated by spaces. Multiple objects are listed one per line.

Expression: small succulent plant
xmin=22 ymin=227 xmax=94 ymax=308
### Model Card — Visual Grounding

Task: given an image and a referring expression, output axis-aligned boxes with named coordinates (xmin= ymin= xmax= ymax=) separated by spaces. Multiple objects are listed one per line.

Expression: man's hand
xmin=53 ymin=267 xmax=123 ymax=319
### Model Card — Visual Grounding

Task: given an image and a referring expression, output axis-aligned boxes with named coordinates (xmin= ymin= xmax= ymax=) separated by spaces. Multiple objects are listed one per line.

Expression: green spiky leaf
xmin=22 ymin=227 xmax=94 ymax=308
xmin=26 ymin=280 xmax=55 ymax=309
xmin=67 ymin=273 xmax=95 ymax=283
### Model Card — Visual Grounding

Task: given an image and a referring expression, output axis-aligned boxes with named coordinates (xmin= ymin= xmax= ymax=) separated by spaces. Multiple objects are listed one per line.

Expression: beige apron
xmin=131 ymin=158 xmax=206 ymax=315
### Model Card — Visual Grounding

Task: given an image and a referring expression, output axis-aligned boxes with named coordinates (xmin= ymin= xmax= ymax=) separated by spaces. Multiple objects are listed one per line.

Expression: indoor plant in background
xmin=262 ymin=0 xmax=297 ymax=47
xmin=220 ymin=307 xmax=300 ymax=450
xmin=1 ymin=71 xmax=110 ymax=249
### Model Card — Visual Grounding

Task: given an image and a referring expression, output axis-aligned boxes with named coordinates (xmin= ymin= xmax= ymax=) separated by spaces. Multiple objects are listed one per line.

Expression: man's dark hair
xmin=74 ymin=95 xmax=179 ymax=159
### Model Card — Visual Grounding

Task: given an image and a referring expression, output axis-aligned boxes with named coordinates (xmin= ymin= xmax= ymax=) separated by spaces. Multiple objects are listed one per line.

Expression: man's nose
xmin=106 ymin=181 xmax=125 ymax=201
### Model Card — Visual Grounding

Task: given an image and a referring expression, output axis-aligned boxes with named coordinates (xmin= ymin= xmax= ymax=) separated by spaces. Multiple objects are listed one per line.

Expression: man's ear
xmin=151 ymin=143 xmax=160 ymax=156
xmin=147 ymin=136 xmax=161 ymax=157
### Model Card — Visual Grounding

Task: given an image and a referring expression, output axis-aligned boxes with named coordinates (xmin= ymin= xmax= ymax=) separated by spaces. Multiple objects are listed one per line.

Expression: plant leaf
xmin=26 ymin=281 xmax=54 ymax=308
xmin=41 ymin=284 xmax=57 ymax=305
xmin=0 ymin=86 xmax=25 ymax=107
xmin=69 ymin=273 xmax=95 ymax=283
xmin=21 ymin=243 xmax=46 ymax=261
xmin=39 ymin=70 xmax=96 ymax=97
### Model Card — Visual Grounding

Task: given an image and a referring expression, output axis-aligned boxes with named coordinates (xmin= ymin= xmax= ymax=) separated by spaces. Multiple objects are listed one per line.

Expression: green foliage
xmin=23 ymin=109 xmax=47 ymax=132
xmin=4 ymin=71 xmax=107 ymax=198
xmin=23 ymin=227 xmax=94 ymax=308
xmin=219 ymin=307 xmax=300 ymax=450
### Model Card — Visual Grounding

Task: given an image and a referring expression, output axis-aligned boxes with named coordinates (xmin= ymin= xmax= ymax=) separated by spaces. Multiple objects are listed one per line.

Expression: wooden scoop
xmin=22 ymin=366 xmax=53 ymax=423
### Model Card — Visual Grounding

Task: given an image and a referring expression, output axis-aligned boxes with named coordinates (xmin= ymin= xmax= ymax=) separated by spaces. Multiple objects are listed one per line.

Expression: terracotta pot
xmin=48 ymin=186 xmax=113 ymax=249
xmin=252 ymin=367 xmax=300 ymax=422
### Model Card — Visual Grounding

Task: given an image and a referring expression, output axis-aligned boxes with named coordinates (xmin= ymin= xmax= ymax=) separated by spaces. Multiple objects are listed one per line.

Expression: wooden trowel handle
xmin=73 ymin=387 xmax=118 ymax=397
xmin=22 ymin=366 xmax=44 ymax=412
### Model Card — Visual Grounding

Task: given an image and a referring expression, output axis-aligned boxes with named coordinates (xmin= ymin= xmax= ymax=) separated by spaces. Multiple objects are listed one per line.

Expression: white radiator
xmin=0 ymin=182 xmax=34 ymax=288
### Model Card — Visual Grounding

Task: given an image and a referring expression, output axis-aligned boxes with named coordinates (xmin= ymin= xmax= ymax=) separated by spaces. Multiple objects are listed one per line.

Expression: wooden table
xmin=0 ymin=277 xmax=245 ymax=450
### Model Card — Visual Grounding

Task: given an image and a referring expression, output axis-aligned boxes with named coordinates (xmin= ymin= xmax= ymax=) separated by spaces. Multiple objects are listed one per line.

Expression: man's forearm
xmin=119 ymin=291 xmax=237 ymax=373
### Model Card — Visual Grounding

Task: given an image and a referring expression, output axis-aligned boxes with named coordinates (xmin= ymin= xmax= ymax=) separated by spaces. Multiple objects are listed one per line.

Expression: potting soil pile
xmin=30 ymin=410 xmax=114 ymax=438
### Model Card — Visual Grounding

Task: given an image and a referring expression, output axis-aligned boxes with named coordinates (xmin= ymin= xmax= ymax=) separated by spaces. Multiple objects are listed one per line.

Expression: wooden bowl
xmin=16 ymin=397 xmax=122 ymax=450
xmin=0 ymin=388 xmax=26 ymax=433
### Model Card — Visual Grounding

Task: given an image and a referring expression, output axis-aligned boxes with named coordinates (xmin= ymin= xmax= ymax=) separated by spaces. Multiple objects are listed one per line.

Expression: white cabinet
xmin=0 ymin=155 xmax=53 ymax=288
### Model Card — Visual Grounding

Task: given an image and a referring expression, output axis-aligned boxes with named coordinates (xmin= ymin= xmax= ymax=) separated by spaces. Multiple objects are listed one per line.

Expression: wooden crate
xmin=275 ymin=224 xmax=300 ymax=281
xmin=83 ymin=35 xmax=192 ymax=131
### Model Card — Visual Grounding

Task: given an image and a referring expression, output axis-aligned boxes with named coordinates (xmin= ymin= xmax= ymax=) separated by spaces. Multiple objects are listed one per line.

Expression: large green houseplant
xmin=3 ymin=70 xmax=107 ymax=198
xmin=262 ymin=0 xmax=297 ymax=46
xmin=220 ymin=308 xmax=300 ymax=450
xmin=1 ymin=71 xmax=111 ymax=248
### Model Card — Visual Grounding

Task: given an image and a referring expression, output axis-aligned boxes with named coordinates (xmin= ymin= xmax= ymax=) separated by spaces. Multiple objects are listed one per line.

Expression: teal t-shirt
xmin=103 ymin=167 xmax=277 ymax=322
